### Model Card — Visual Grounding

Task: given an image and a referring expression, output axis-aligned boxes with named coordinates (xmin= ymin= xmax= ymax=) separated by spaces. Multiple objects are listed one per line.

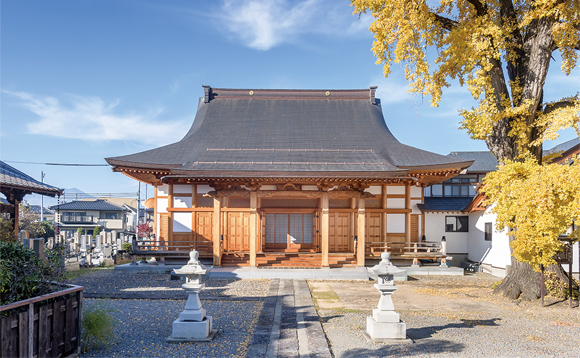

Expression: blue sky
xmin=1 ymin=0 xmax=578 ymax=207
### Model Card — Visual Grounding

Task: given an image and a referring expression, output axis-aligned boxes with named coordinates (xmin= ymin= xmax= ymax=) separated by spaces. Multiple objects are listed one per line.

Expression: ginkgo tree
xmin=352 ymin=0 xmax=580 ymax=300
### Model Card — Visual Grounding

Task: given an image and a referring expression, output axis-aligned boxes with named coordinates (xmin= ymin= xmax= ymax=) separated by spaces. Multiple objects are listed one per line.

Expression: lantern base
xmin=166 ymin=316 xmax=216 ymax=342
xmin=366 ymin=317 xmax=410 ymax=342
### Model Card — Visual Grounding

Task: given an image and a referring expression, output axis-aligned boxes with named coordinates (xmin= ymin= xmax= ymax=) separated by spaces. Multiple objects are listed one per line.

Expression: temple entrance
xmin=264 ymin=213 xmax=315 ymax=251
xmin=225 ymin=212 xmax=250 ymax=251
xmin=329 ymin=212 xmax=351 ymax=252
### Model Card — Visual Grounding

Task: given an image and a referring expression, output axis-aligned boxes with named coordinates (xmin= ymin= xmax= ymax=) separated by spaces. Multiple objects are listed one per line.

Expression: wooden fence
xmin=1 ymin=284 xmax=84 ymax=358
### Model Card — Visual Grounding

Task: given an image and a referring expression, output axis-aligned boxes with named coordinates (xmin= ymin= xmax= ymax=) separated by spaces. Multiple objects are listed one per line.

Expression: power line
xmin=3 ymin=160 xmax=109 ymax=167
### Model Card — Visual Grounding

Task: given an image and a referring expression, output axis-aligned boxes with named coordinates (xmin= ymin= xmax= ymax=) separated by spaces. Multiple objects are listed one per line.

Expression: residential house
xmin=50 ymin=199 xmax=128 ymax=236
xmin=106 ymin=86 xmax=473 ymax=267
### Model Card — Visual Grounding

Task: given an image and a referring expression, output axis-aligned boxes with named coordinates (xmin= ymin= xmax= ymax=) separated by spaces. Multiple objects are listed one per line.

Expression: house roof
xmin=417 ymin=197 xmax=473 ymax=212
xmin=106 ymin=87 xmax=473 ymax=179
xmin=0 ymin=161 xmax=63 ymax=197
xmin=446 ymin=151 xmax=498 ymax=173
xmin=50 ymin=199 xmax=126 ymax=211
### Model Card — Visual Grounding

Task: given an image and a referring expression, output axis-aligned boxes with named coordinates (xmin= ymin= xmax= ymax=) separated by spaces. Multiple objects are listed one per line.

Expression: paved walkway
xmin=246 ymin=279 xmax=332 ymax=358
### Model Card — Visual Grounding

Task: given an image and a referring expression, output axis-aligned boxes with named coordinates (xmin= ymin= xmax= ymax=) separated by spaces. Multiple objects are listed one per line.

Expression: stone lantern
xmin=365 ymin=251 xmax=411 ymax=342
xmin=167 ymin=250 xmax=216 ymax=342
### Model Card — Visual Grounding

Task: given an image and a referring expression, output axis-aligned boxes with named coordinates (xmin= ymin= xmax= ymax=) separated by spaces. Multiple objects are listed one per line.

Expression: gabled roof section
xmin=446 ymin=151 xmax=498 ymax=173
xmin=0 ymin=161 xmax=62 ymax=197
xmin=106 ymin=86 xmax=472 ymax=178
xmin=50 ymin=199 xmax=126 ymax=212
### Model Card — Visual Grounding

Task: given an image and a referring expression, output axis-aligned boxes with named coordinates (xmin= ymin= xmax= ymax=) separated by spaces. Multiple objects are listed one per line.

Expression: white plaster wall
xmin=157 ymin=184 xmax=169 ymax=196
xmin=302 ymin=185 xmax=318 ymax=191
xmin=424 ymin=213 xmax=469 ymax=254
xmin=367 ymin=186 xmax=382 ymax=195
xmin=173 ymin=197 xmax=192 ymax=208
xmin=197 ymin=185 xmax=212 ymax=194
xmin=386 ymin=198 xmax=405 ymax=209
xmin=173 ymin=212 xmax=192 ymax=232
xmin=173 ymin=185 xmax=192 ymax=194
xmin=468 ymin=209 xmax=511 ymax=269
xmin=260 ymin=185 xmax=277 ymax=190
xmin=410 ymin=186 xmax=422 ymax=198
xmin=386 ymin=186 xmax=405 ymax=195
xmin=386 ymin=214 xmax=405 ymax=233
xmin=411 ymin=200 xmax=422 ymax=214
xmin=157 ymin=198 xmax=168 ymax=213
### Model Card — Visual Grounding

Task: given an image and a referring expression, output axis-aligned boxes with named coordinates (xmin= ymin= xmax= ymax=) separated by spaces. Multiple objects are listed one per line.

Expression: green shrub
xmin=93 ymin=226 xmax=101 ymax=239
xmin=77 ymin=227 xmax=86 ymax=236
xmin=0 ymin=241 xmax=52 ymax=305
xmin=0 ymin=218 xmax=17 ymax=242
xmin=121 ymin=243 xmax=132 ymax=252
xmin=81 ymin=303 xmax=115 ymax=353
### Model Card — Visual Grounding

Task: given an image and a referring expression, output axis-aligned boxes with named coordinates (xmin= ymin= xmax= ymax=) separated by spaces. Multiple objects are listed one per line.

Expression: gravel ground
xmin=69 ymin=269 xmax=271 ymax=300
xmin=315 ymin=274 xmax=580 ymax=358
xmin=82 ymin=299 xmax=262 ymax=358
xmin=71 ymin=271 xmax=270 ymax=357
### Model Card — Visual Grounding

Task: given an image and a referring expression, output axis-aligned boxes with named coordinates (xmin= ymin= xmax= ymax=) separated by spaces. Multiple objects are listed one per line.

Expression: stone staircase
xmin=220 ymin=252 xmax=357 ymax=268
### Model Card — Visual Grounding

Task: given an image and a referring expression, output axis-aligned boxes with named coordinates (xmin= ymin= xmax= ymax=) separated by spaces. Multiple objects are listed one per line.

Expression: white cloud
xmin=219 ymin=0 xmax=372 ymax=50
xmin=372 ymin=77 xmax=415 ymax=105
xmin=5 ymin=91 xmax=188 ymax=145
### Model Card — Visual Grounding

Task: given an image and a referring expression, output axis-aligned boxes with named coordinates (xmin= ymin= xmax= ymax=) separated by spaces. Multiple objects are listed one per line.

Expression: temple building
xmin=106 ymin=86 xmax=472 ymax=267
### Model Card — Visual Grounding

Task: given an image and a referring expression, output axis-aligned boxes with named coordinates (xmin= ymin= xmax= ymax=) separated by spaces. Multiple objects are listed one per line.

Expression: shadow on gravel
xmin=407 ymin=318 xmax=501 ymax=340
xmin=339 ymin=340 xmax=465 ymax=357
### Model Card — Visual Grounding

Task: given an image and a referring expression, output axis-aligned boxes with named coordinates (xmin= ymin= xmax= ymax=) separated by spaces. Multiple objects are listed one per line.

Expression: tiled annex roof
xmin=417 ymin=197 xmax=474 ymax=212
xmin=50 ymin=199 xmax=126 ymax=212
xmin=0 ymin=161 xmax=62 ymax=196
xmin=447 ymin=151 xmax=498 ymax=173
xmin=106 ymin=87 xmax=473 ymax=178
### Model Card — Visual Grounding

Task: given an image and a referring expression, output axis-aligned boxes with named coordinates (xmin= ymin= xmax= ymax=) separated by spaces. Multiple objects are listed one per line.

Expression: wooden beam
xmin=357 ymin=195 xmax=366 ymax=267
xmin=321 ymin=192 xmax=329 ymax=267
xmin=249 ymin=191 xmax=257 ymax=267
xmin=213 ymin=194 xmax=221 ymax=266
xmin=168 ymin=184 xmax=174 ymax=244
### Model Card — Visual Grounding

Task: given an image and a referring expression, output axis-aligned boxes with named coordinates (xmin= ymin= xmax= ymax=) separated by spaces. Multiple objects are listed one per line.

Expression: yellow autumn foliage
xmin=483 ymin=156 xmax=580 ymax=268
xmin=351 ymin=0 xmax=580 ymax=157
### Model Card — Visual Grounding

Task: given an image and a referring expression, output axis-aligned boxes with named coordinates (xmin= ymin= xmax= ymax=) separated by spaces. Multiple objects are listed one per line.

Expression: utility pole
xmin=40 ymin=171 xmax=45 ymax=222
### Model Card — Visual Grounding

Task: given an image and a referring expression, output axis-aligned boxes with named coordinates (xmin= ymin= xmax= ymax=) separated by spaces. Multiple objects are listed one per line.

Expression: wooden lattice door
xmin=329 ymin=212 xmax=350 ymax=252
xmin=226 ymin=212 xmax=250 ymax=251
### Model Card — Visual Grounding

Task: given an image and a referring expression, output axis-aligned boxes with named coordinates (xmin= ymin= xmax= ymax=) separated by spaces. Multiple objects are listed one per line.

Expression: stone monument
xmin=365 ymin=251 xmax=412 ymax=343
xmin=167 ymin=250 xmax=216 ymax=342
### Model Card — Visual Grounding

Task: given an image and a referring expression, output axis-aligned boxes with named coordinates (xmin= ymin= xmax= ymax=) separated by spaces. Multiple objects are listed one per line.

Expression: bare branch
xmin=430 ymin=12 xmax=458 ymax=31
xmin=543 ymin=98 xmax=578 ymax=115
xmin=465 ymin=0 xmax=487 ymax=16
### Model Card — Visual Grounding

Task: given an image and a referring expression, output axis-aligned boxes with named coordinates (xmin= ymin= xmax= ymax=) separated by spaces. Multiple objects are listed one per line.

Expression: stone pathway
xmin=247 ymin=279 xmax=332 ymax=358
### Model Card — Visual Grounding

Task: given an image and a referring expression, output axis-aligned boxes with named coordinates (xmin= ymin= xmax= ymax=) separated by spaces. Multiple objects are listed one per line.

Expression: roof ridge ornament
xmin=202 ymin=85 xmax=212 ymax=103
xmin=370 ymin=86 xmax=378 ymax=105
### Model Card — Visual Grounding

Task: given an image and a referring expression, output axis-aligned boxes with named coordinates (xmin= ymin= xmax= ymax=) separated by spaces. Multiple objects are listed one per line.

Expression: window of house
xmin=484 ymin=222 xmax=493 ymax=241
xmin=104 ymin=212 xmax=118 ymax=219
xmin=445 ymin=216 xmax=468 ymax=232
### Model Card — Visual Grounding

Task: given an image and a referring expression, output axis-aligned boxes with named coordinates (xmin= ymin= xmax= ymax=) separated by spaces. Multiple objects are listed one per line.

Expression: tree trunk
xmin=494 ymin=236 xmax=573 ymax=300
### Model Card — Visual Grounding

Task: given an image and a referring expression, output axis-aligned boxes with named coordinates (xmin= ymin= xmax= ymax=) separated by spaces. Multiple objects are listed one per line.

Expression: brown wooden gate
xmin=410 ymin=214 xmax=419 ymax=242
xmin=329 ymin=212 xmax=350 ymax=252
xmin=226 ymin=212 xmax=250 ymax=251
xmin=366 ymin=212 xmax=382 ymax=243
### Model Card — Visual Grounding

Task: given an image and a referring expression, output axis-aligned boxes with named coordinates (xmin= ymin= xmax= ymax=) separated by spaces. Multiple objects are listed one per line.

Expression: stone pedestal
xmin=167 ymin=250 xmax=216 ymax=342
xmin=365 ymin=252 xmax=412 ymax=343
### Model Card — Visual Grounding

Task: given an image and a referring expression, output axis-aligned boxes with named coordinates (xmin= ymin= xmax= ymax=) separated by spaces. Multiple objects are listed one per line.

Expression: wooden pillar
xmin=357 ymin=195 xmax=366 ymax=267
xmin=168 ymin=184 xmax=174 ymax=243
xmin=321 ymin=192 xmax=329 ymax=267
xmin=350 ymin=198 xmax=356 ymax=251
xmin=249 ymin=191 xmax=258 ymax=267
xmin=382 ymin=184 xmax=388 ymax=243
xmin=212 ymin=194 xmax=221 ymax=266
xmin=12 ymin=199 xmax=20 ymax=237
xmin=153 ymin=186 xmax=158 ymax=240
xmin=420 ymin=184 xmax=425 ymax=238
xmin=405 ymin=181 xmax=411 ymax=243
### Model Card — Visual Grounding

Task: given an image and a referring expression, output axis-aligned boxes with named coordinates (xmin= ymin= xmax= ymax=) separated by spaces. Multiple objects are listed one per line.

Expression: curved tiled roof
xmin=446 ymin=151 xmax=498 ymax=173
xmin=0 ymin=161 xmax=62 ymax=196
xmin=106 ymin=87 xmax=472 ymax=178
